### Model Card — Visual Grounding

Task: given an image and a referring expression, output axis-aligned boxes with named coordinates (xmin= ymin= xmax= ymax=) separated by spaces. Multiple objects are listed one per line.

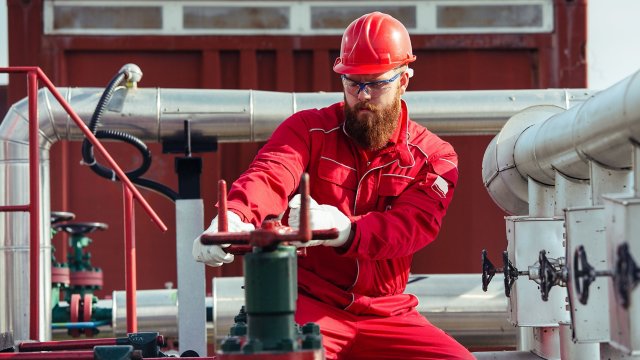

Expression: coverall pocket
xmin=317 ymin=157 xmax=357 ymax=190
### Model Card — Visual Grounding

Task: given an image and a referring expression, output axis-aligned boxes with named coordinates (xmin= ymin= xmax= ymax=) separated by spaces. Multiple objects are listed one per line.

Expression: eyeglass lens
xmin=341 ymin=72 xmax=401 ymax=96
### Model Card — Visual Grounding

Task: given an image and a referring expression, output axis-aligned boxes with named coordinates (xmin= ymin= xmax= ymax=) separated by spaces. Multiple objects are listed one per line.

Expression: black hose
xmin=81 ymin=69 xmax=178 ymax=201
xmin=81 ymin=71 xmax=126 ymax=165
xmin=131 ymin=178 xmax=178 ymax=200
xmin=86 ymin=130 xmax=152 ymax=180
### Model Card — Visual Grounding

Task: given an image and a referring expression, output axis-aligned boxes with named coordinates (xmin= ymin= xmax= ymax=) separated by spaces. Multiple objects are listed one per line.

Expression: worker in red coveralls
xmin=193 ymin=11 xmax=474 ymax=360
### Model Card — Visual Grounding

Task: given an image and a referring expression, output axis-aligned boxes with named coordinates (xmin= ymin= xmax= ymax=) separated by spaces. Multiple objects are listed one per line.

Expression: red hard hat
xmin=333 ymin=12 xmax=416 ymax=75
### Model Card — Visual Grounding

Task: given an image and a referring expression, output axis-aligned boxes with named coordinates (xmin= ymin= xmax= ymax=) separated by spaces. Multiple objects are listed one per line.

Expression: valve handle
xmin=614 ymin=243 xmax=640 ymax=309
xmin=53 ymin=222 xmax=109 ymax=236
xmin=538 ymin=250 xmax=559 ymax=301
xmin=573 ymin=245 xmax=596 ymax=305
xmin=202 ymin=173 xmax=339 ymax=249
xmin=482 ymin=249 xmax=499 ymax=292
xmin=482 ymin=249 xmax=526 ymax=298
xmin=218 ymin=179 xmax=229 ymax=233
xmin=502 ymin=251 xmax=525 ymax=298
xmin=51 ymin=211 xmax=76 ymax=224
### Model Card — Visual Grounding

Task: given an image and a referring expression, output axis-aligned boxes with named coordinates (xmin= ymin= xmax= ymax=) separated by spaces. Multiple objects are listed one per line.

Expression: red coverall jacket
xmin=226 ymin=99 xmax=458 ymax=317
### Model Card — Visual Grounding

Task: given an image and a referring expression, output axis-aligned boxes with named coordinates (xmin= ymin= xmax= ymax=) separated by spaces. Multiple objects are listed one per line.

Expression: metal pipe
xmin=0 ymin=86 xmax=590 ymax=342
xmin=4 ymin=88 xmax=591 ymax=142
xmin=483 ymin=68 xmax=640 ymax=214
xmin=110 ymin=289 xmax=189 ymax=338
xmin=51 ymin=320 xmax=110 ymax=329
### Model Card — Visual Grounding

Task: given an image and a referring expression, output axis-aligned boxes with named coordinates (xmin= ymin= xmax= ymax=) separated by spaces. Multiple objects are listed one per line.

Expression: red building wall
xmin=6 ymin=0 xmax=587 ymax=297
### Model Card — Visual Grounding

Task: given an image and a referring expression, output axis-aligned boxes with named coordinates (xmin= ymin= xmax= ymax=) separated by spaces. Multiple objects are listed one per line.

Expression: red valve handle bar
xmin=201 ymin=173 xmax=339 ymax=250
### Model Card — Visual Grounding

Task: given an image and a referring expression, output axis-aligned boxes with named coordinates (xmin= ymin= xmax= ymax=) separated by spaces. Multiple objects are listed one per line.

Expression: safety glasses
xmin=341 ymin=72 xmax=402 ymax=97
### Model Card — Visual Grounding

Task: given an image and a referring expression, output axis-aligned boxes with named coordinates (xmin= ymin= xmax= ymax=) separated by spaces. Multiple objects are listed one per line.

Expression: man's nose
xmin=357 ymin=87 xmax=372 ymax=100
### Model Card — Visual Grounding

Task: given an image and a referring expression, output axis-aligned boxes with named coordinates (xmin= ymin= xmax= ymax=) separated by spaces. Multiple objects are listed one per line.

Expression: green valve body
xmin=244 ymin=245 xmax=298 ymax=351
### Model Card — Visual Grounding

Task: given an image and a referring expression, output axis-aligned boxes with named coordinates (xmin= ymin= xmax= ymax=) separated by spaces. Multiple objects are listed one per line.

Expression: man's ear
xmin=399 ymin=72 xmax=410 ymax=95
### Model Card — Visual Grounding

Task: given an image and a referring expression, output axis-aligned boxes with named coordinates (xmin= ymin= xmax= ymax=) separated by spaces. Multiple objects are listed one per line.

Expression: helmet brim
xmin=333 ymin=57 xmax=416 ymax=75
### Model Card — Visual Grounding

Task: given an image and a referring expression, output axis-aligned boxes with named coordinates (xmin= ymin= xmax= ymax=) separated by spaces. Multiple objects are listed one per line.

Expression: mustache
xmin=353 ymin=102 xmax=378 ymax=112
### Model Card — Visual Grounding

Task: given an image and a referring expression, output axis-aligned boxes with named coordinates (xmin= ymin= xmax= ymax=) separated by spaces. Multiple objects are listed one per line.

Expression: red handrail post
xmin=27 ymin=70 xmax=41 ymax=341
xmin=123 ymin=186 xmax=138 ymax=333
xmin=0 ymin=66 xmax=167 ymax=340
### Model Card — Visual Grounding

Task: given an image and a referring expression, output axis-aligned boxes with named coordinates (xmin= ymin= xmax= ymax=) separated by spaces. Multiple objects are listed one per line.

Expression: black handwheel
xmin=503 ymin=251 xmax=517 ymax=298
xmin=53 ymin=222 xmax=109 ymax=236
xmin=482 ymin=249 xmax=497 ymax=292
xmin=573 ymin=245 xmax=595 ymax=305
xmin=614 ymin=243 xmax=640 ymax=309
xmin=51 ymin=211 xmax=75 ymax=224
xmin=539 ymin=250 xmax=558 ymax=302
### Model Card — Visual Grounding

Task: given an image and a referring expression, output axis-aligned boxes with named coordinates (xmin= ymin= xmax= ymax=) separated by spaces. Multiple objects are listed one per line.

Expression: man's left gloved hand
xmin=192 ymin=211 xmax=255 ymax=267
xmin=288 ymin=194 xmax=351 ymax=248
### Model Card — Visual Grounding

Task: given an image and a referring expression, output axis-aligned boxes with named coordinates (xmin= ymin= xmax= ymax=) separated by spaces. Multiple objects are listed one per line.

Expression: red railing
xmin=0 ymin=67 xmax=167 ymax=340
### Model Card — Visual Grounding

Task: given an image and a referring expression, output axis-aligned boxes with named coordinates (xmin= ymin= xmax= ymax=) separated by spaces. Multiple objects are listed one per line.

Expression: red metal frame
xmin=124 ymin=186 xmax=138 ymax=333
xmin=17 ymin=335 xmax=165 ymax=352
xmin=0 ymin=351 xmax=95 ymax=359
xmin=0 ymin=66 xmax=167 ymax=339
xmin=27 ymin=71 xmax=40 ymax=341
xmin=18 ymin=338 xmax=118 ymax=352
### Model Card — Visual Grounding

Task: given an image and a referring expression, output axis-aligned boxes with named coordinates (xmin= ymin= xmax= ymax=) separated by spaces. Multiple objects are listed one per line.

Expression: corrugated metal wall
xmin=6 ymin=0 xmax=587 ymax=297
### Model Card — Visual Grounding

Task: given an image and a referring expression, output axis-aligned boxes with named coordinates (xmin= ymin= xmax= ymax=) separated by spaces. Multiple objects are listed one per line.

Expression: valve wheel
xmin=538 ymin=250 xmax=558 ymax=302
xmin=51 ymin=211 xmax=75 ymax=224
xmin=502 ymin=251 xmax=518 ymax=298
xmin=614 ymin=243 xmax=640 ymax=309
xmin=53 ymin=222 xmax=108 ymax=236
xmin=481 ymin=249 xmax=496 ymax=292
xmin=573 ymin=245 xmax=595 ymax=305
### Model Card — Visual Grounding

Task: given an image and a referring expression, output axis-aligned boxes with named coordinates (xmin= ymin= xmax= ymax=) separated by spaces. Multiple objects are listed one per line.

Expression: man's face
xmin=342 ymin=69 xmax=409 ymax=150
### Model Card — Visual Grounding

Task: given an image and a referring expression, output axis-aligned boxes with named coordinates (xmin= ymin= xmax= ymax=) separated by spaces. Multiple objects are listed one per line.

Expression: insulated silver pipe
xmin=103 ymin=275 xmax=514 ymax=348
xmin=109 ymin=289 xmax=213 ymax=339
xmin=483 ymin=69 xmax=640 ymax=215
xmin=213 ymin=274 xmax=514 ymax=348
xmin=0 ymin=87 xmax=590 ymax=341
xmin=0 ymin=151 xmax=52 ymax=342
xmin=2 ymin=88 xmax=592 ymax=143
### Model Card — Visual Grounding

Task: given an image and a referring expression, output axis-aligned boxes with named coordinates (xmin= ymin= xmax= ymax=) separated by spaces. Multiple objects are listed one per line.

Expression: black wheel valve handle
xmin=481 ymin=249 xmax=529 ymax=298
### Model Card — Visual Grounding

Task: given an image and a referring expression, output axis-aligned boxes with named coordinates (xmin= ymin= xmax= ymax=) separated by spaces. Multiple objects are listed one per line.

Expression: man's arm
xmin=225 ymin=114 xmax=311 ymax=226
xmin=340 ymin=151 xmax=459 ymax=260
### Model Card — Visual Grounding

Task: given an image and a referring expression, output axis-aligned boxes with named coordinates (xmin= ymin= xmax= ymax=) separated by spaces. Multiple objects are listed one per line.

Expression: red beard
xmin=344 ymin=90 xmax=401 ymax=150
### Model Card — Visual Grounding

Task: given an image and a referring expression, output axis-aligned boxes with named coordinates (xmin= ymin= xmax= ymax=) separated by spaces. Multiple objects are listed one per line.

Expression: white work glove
xmin=192 ymin=211 xmax=255 ymax=267
xmin=288 ymin=194 xmax=351 ymax=248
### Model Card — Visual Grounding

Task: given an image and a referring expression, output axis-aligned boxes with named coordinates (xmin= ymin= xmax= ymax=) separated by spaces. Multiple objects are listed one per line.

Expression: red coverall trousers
xmin=296 ymin=294 xmax=475 ymax=360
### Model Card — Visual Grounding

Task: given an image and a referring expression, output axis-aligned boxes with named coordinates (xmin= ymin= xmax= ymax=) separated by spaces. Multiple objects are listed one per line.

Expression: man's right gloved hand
xmin=192 ymin=211 xmax=255 ymax=267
